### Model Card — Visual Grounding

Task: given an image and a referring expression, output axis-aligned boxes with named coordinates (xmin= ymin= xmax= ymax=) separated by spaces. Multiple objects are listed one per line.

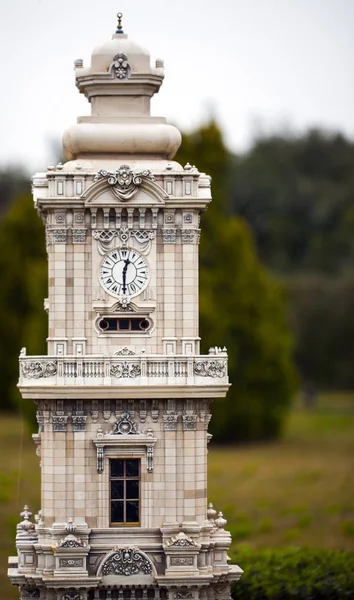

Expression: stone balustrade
xmin=18 ymin=354 xmax=229 ymax=394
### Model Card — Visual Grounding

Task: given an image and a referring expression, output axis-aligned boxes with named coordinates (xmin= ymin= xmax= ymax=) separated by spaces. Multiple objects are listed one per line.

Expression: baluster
xmin=131 ymin=590 xmax=136 ymax=599
xmin=142 ymin=590 xmax=148 ymax=599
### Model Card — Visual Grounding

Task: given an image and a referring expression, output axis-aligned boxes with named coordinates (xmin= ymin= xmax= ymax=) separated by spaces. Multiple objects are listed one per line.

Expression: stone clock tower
xmin=8 ymin=14 xmax=242 ymax=600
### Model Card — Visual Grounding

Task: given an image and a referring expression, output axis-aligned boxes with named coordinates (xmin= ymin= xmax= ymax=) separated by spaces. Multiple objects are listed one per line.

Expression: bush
xmin=231 ymin=547 xmax=354 ymax=599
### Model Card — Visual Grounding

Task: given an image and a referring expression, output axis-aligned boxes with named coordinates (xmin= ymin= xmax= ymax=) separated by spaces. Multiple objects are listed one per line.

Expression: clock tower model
xmin=8 ymin=15 xmax=242 ymax=600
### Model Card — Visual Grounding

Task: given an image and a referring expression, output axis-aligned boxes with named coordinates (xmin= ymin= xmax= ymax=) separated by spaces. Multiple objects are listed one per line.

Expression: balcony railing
xmin=18 ymin=352 xmax=228 ymax=389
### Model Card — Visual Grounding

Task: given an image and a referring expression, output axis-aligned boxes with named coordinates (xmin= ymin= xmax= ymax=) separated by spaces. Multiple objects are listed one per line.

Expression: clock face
xmin=100 ymin=248 xmax=149 ymax=298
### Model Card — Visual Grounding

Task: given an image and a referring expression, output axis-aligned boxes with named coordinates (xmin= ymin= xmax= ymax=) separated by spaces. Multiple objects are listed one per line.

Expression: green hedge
xmin=231 ymin=548 xmax=354 ymax=599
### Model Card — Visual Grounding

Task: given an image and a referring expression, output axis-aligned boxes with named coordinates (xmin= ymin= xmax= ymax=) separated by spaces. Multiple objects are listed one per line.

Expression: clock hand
xmin=122 ymin=258 xmax=130 ymax=294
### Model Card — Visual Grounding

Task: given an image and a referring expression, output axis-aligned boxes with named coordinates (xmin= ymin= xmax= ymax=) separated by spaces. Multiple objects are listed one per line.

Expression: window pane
xmin=111 ymin=501 xmax=124 ymax=523
xmin=131 ymin=319 xmax=141 ymax=331
xmin=126 ymin=459 xmax=139 ymax=477
xmin=111 ymin=459 xmax=124 ymax=477
xmin=107 ymin=318 xmax=118 ymax=331
xmin=126 ymin=479 xmax=139 ymax=499
xmin=126 ymin=501 xmax=139 ymax=522
xmin=111 ymin=480 xmax=124 ymax=500
xmin=118 ymin=318 xmax=130 ymax=330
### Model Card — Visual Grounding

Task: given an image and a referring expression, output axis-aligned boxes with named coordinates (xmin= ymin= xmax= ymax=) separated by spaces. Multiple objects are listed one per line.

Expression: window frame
xmin=109 ymin=458 xmax=141 ymax=527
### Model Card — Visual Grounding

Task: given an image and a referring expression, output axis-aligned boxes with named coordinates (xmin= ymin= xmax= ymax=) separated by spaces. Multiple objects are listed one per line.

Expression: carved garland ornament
xmin=101 ymin=548 xmax=152 ymax=576
xmin=110 ymin=361 xmax=141 ymax=378
xmin=166 ymin=532 xmax=198 ymax=547
xmin=94 ymin=165 xmax=154 ymax=201
xmin=21 ymin=361 xmax=57 ymax=379
xmin=194 ymin=360 xmax=226 ymax=378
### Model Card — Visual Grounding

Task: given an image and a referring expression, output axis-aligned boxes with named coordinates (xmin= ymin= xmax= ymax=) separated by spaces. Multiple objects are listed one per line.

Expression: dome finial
xmin=116 ymin=12 xmax=124 ymax=34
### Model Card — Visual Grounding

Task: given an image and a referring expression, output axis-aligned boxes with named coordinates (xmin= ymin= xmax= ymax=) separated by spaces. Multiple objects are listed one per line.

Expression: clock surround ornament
xmin=94 ymin=165 xmax=155 ymax=201
xmin=100 ymin=248 xmax=149 ymax=298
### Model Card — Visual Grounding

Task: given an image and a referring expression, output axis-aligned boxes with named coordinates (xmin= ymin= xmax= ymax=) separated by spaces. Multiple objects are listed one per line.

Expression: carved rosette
xmin=94 ymin=165 xmax=154 ymax=201
xmin=101 ymin=548 xmax=153 ymax=576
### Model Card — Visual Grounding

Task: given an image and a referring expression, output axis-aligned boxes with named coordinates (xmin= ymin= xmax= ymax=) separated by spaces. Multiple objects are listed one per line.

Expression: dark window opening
xmin=110 ymin=458 xmax=140 ymax=526
xmin=99 ymin=318 xmax=150 ymax=332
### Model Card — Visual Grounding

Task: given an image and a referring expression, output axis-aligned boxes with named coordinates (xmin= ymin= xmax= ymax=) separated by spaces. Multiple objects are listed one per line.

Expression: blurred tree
xmin=0 ymin=192 xmax=47 ymax=414
xmin=0 ymin=168 xmax=29 ymax=218
xmin=176 ymin=122 xmax=297 ymax=442
xmin=229 ymin=129 xmax=354 ymax=274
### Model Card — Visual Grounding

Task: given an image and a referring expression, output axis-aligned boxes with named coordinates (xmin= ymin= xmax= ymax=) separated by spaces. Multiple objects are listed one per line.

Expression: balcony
xmin=18 ymin=351 xmax=229 ymax=399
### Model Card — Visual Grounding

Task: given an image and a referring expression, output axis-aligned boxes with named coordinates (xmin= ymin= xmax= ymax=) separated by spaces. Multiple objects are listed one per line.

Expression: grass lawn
xmin=209 ymin=392 xmax=354 ymax=557
xmin=1 ymin=392 xmax=354 ymax=599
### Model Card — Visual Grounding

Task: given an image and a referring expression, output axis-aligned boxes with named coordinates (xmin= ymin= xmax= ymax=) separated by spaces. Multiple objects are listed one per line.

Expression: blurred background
xmin=1 ymin=1 xmax=354 ymax=598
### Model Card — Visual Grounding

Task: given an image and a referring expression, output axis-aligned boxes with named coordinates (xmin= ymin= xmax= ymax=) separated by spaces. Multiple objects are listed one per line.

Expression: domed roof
xmin=91 ymin=33 xmax=151 ymax=74
xmin=90 ymin=14 xmax=151 ymax=74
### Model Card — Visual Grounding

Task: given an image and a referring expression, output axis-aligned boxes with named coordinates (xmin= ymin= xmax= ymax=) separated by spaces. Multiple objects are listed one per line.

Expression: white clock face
xmin=100 ymin=248 xmax=149 ymax=298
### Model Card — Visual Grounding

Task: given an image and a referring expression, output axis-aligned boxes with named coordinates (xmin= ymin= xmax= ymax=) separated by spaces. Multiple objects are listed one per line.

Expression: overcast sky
xmin=1 ymin=0 xmax=353 ymax=172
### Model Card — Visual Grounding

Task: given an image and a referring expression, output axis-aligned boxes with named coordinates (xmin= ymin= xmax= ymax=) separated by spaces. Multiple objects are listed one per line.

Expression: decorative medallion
xmin=101 ymin=548 xmax=153 ymax=576
xmin=94 ymin=165 xmax=154 ymax=201
xmin=112 ymin=52 xmax=130 ymax=79
xmin=112 ymin=412 xmax=139 ymax=435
